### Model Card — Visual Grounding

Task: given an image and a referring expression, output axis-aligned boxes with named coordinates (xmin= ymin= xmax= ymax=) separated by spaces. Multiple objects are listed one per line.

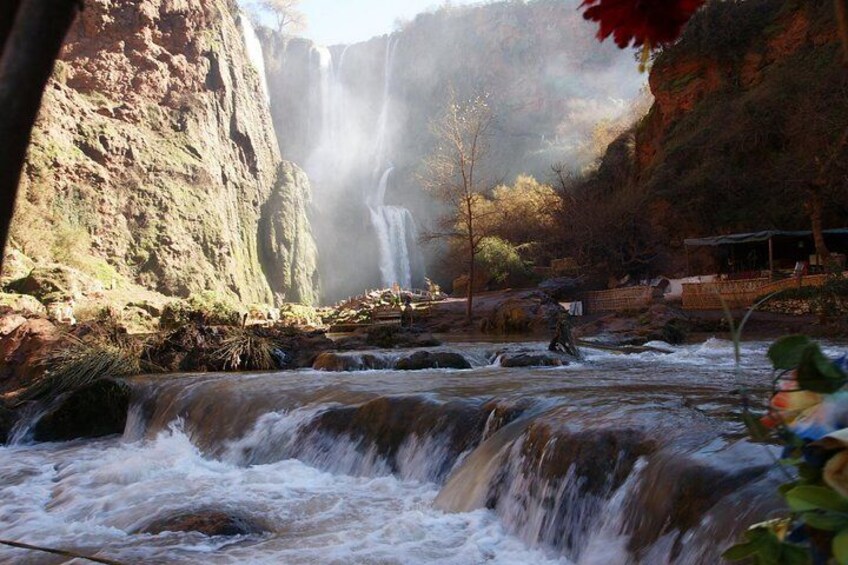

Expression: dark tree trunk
xmin=0 ymin=1 xmax=22 ymax=58
xmin=837 ymin=0 xmax=848 ymax=64
xmin=466 ymin=248 xmax=474 ymax=323
xmin=808 ymin=184 xmax=831 ymax=265
xmin=0 ymin=0 xmax=81 ymax=272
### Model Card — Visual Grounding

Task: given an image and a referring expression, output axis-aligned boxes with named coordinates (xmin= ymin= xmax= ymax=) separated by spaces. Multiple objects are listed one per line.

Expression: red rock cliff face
xmin=10 ymin=0 xmax=319 ymax=305
xmin=578 ymin=0 xmax=848 ymax=277
xmin=636 ymin=1 xmax=840 ymax=173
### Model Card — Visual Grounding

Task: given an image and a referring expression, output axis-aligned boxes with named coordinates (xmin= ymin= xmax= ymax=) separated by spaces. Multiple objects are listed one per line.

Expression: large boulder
xmin=395 ymin=351 xmax=471 ymax=371
xmin=7 ymin=265 xmax=100 ymax=303
xmin=499 ymin=351 xmax=568 ymax=368
xmin=32 ymin=379 xmax=131 ymax=442
xmin=423 ymin=289 xmax=564 ymax=336
xmin=367 ymin=326 xmax=441 ymax=348
xmin=0 ymin=248 xmax=35 ymax=286
xmin=0 ymin=314 xmax=27 ymax=337
xmin=313 ymin=352 xmax=388 ymax=372
xmin=140 ymin=510 xmax=267 ymax=536
xmin=480 ymin=291 xmax=564 ymax=335
xmin=538 ymin=277 xmax=583 ymax=301
xmin=0 ymin=293 xmax=46 ymax=317
xmin=0 ymin=317 xmax=60 ymax=394
xmin=575 ymin=303 xmax=690 ymax=346
xmin=335 ymin=326 xmax=442 ymax=350
xmin=0 ymin=404 xmax=18 ymax=444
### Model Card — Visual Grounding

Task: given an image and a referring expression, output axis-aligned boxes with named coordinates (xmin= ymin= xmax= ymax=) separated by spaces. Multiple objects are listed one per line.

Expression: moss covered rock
xmin=0 ymin=293 xmax=47 ymax=317
xmin=7 ymin=265 xmax=100 ymax=303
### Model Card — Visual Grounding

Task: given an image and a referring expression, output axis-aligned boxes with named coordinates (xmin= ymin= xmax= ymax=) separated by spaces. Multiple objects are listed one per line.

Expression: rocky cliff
xmin=8 ymin=0 xmax=319 ymax=305
xmin=589 ymin=0 xmax=847 ymax=275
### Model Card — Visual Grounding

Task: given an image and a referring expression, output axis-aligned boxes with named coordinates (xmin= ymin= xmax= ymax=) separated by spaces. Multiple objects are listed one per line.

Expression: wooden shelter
xmin=684 ymin=229 xmax=848 ymax=276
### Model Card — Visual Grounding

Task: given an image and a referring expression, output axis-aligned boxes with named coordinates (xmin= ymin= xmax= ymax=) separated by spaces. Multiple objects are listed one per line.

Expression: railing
xmin=581 ymin=286 xmax=653 ymax=314
xmin=682 ymin=274 xmax=831 ymax=310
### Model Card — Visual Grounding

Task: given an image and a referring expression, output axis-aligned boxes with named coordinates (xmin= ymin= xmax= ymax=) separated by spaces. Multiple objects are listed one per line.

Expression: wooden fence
xmin=581 ymin=286 xmax=654 ymax=314
xmin=682 ymin=274 xmax=830 ymax=310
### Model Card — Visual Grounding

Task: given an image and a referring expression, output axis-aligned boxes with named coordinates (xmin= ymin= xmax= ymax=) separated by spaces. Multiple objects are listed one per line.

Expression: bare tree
xmin=257 ymin=0 xmax=306 ymax=35
xmin=422 ymin=93 xmax=495 ymax=322
xmin=0 ymin=0 xmax=81 ymax=272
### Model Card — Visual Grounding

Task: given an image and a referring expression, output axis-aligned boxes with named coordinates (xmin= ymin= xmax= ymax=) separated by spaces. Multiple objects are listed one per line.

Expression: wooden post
xmin=768 ymin=237 xmax=774 ymax=278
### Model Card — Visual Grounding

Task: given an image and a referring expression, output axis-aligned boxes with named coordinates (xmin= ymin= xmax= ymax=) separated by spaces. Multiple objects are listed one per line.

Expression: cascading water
xmin=0 ymin=339 xmax=790 ymax=564
xmin=367 ymin=36 xmax=423 ymax=290
xmin=239 ymin=14 xmax=270 ymax=103
xmin=369 ymin=169 xmax=419 ymax=289
xmin=292 ymin=36 xmax=424 ymax=296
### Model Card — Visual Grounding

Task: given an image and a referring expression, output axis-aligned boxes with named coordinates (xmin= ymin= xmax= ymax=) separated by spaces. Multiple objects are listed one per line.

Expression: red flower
xmin=581 ymin=0 xmax=705 ymax=49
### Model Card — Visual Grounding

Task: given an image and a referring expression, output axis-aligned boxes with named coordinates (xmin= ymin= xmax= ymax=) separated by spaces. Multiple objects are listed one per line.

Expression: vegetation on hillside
xmin=554 ymin=0 xmax=848 ymax=283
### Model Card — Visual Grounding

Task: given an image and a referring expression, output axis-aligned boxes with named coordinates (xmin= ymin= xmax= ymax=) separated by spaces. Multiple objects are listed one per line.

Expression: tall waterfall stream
xmin=0 ymin=339 xmax=799 ymax=564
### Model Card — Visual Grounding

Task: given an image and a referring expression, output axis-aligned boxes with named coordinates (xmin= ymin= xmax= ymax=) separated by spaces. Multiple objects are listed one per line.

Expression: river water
xmin=0 ymin=338 xmax=811 ymax=564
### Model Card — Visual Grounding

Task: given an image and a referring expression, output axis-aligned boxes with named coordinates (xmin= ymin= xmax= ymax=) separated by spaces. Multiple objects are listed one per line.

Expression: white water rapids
xmin=0 ymin=339 xmax=798 ymax=564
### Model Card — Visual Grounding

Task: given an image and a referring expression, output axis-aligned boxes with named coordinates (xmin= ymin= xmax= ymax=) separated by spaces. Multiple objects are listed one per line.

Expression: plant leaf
xmin=797 ymin=344 xmax=846 ymax=393
xmin=786 ymin=485 xmax=848 ymax=513
xmin=834 ymin=529 xmax=848 ymax=564
xmin=769 ymin=335 xmax=812 ymax=370
xmin=779 ymin=542 xmax=811 ymax=565
xmin=802 ymin=511 xmax=848 ymax=531
xmin=722 ymin=542 xmax=759 ymax=560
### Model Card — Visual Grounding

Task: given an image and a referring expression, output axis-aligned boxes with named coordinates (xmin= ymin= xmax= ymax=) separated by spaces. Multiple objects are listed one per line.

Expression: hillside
xmin=6 ymin=0 xmax=319 ymax=305
xmin=581 ymin=0 xmax=848 ymax=277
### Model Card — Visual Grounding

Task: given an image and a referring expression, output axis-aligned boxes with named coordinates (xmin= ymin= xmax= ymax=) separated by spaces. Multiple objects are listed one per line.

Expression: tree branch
xmin=0 ymin=0 xmax=81 ymax=271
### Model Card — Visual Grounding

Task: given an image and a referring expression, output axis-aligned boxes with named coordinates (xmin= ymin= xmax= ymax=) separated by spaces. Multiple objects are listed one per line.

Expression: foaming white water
xmin=239 ymin=14 xmax=270 ymax=103
xmin=573 ymin=337 xmax=771 ymax=370
xmin=0 ymin=424 xmax=568 ymax=564
xmin=235 ymin=409 xmax=470 ymax=483
xmin=370 ymin=201 xmax=417 ymax=289
xmin=0 ymin=337 xmax=790 ymax=563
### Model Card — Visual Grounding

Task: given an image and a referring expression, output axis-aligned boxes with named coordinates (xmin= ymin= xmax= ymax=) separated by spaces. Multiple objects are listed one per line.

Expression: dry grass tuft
xmin=215 ymin=329 xmax=277 ymax=371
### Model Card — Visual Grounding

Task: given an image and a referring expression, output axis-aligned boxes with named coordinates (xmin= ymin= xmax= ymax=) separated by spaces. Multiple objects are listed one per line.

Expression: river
xmin=0 ymin=338 xmax=810 ymax=564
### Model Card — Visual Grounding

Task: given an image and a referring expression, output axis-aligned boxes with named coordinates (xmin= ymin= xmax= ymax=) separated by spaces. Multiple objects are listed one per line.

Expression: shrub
xmin=22 ymin=337 xmax=141 ymax=403
xmin=160 ymin=291 xmax=243 ymax=329
xmin=476 ymin=237 xmax=529 ymax=285
xmin=278 ymin=303 xmax=322 ymax=327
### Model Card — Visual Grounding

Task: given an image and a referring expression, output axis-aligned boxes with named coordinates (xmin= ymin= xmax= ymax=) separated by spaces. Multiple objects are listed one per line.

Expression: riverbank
xmin=4 ymin=281 xmax=843 ymax=447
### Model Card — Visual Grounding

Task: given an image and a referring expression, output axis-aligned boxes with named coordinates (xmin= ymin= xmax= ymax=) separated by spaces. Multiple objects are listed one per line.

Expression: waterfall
xmin=367 ymin=36 xmax=422 ymax=290
xmin=294 ymin=33 xmax=425 ymax=296
xmin=306 ymin=45 xmax=333 ymax=165
xmin=369 ymin=168 xmax=417 ymax=289
xmin=239 ymin=14 xmax=270 ymax=103
xmin=373 ymin=35 xmax=398 ymax=178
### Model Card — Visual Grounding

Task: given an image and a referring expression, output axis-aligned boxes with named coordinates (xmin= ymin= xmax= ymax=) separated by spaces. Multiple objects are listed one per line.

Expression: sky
xmin=297 ymin=0 xmax=475 ymax=45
